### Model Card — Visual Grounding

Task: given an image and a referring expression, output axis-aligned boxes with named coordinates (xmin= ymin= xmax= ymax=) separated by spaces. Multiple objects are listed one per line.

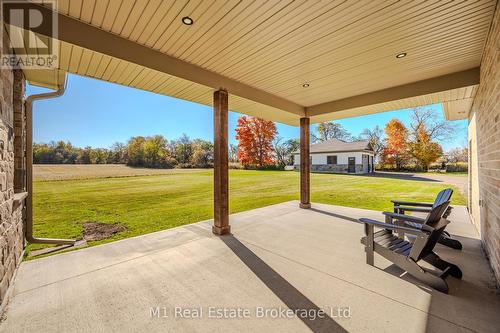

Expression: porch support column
xmin=213 ymin=89 xmax=230 ymax=235
xmin=300 ymin=117 xmax=311 ymax=209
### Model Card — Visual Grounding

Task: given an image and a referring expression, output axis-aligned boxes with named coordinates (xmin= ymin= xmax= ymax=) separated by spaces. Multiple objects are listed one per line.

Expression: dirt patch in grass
xmin=82 ymin=222 xmax=127 ymax=241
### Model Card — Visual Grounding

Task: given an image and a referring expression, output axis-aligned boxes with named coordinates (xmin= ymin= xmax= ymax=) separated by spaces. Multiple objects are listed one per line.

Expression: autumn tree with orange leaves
xmin=407 ymin=108 xmax=448 ymax=170
xmin=235 ymin=116 xmax=277 ymax=167
xmin=409 ymin=124 xmax=443 ymax=170
xmin=381 ymin=119 xmax=410 ymax=170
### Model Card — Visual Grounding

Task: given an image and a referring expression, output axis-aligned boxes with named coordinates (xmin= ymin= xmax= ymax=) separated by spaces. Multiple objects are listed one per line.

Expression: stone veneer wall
xmin=312 ymin=164 xmax=364 ymax=174
xmin=468 ymin=5 xmax=500 ymax=286
xmin=0 ymin=26 xmax=26 ymax=310
xmin=13 ymin=69 xmax=25 ymax=193
xmin=294 ymin=164 xmax=365 ymax=174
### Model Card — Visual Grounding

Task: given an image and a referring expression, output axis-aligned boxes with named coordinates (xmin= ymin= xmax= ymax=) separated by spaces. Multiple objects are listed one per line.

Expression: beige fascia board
xmin=24 ymin=68 xmax=66 ymax=90
xmin=306 ymin=67 xmax=480 ymax=117
xmin=9 ymin=2 xmax=305 ymax=117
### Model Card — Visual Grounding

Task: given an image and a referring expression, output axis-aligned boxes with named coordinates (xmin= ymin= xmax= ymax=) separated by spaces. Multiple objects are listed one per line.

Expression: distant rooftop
xmin=294 ymin=139 xmax=374 ymax=154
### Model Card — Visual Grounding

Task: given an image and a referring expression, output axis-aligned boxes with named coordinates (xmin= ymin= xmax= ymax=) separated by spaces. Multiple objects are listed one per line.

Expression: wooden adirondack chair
xmin=390 ymin=188 xmax=462 ymax=250
xmin=360 ymin=201 xmax=462 ymax=293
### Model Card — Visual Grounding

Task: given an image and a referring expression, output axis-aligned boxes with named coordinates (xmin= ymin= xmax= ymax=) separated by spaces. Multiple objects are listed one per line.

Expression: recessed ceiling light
xmin=396 ymin=52 xmax=407 ymax=59
xmin=182 ymin=16 xmax=194 ymax=25
xmin=302 ymin=83 xmax=310 ymax=88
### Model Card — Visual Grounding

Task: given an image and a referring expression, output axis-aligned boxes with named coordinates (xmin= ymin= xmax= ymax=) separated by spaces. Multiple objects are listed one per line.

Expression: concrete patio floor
xmin=1 ymin=201 xmax=498 ymax=332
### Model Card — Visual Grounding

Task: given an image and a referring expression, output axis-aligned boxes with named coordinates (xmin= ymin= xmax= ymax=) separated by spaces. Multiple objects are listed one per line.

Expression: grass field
xmin=30 ymin=166 xmax=466 ymax=257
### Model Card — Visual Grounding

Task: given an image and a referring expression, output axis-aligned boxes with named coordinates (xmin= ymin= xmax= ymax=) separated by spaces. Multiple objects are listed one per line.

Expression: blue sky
xmin=28 ymin=74 xmax=467 ymax=151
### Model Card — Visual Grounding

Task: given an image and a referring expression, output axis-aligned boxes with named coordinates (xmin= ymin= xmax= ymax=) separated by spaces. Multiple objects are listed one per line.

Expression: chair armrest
xmin=403 ymin=221 xmax=434 ymax=232
xmin=359 ymin=218 xmax=424 ymax=235
xmin=391 ymin=200 xmax=433 ymax=207
xmin=394 ymin=206 xmax=432 ymax=213
xmin=383 ymin=212 xmax=426 ymax=224
xmin=443 ymin=206 xmax=453 ymax=218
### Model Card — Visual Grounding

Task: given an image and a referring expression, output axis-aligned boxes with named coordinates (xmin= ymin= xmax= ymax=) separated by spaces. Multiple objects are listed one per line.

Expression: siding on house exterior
xmin=293 ymin=151 xmax=375 ymax=174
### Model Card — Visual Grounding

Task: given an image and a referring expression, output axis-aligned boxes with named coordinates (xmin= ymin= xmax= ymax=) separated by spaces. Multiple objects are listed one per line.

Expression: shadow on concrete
xmin=309 ymin=208 xmax=360 ymax=223
xmin=220 ymin=235 xmax=348 ymax=333
xmin=379 ymin=233 xmax=500 ymax=332
xmin=28 ymin=240 xmax=88 ymax=258
xmin=28 ymin=244 xmax=73 ymax=257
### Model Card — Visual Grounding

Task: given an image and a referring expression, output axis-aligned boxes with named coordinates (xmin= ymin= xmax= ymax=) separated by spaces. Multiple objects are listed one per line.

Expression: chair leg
xmin=402 ymin=258 xmax=449 ymax=293
xmin=438 ymin=234 xmax=462 ymax=250
xmin=423 ymin=252 xmax=462 ymax=279
xmin=364 ymin=223 xmax=374 ymax=266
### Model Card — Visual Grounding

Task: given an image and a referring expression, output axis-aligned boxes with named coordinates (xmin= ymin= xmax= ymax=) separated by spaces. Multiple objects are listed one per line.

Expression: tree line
xmin=33 ymin=117 xmax=301 ymax=170
xmin=34 ymin=108 xmax=466 ymax=172
xmin=33 ymin=134 xmax=215 ymax=168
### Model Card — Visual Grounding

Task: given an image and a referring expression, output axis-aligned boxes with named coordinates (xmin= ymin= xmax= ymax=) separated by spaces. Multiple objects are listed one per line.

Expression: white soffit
xmin=310 ymin=85 xmax=479 ymax=123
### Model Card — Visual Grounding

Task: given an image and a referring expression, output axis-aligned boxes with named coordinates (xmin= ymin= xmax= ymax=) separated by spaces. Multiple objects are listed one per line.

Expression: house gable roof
xmin=293 ymin=139 xmax=374 ymax=154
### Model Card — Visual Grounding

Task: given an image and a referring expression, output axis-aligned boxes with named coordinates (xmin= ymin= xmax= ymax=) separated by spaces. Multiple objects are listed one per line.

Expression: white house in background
xmin=293 ymin=139 xmax=375 ymax=174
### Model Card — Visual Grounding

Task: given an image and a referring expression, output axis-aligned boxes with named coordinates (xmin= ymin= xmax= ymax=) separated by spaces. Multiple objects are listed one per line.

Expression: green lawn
xmin=31 ymin=169 xmax=466 ymax=256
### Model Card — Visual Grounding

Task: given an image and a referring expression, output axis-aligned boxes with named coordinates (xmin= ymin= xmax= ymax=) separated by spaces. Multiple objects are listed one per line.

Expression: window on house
xmin=327 ymin=155 xmax=337 ymax=165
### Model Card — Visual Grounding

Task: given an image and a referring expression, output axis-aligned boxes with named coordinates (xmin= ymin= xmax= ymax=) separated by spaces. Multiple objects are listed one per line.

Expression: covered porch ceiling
xmin=13 ymin=0 xmax=498 ymax=125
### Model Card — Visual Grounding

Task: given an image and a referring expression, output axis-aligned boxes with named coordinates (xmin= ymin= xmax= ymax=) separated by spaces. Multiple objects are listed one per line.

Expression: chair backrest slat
xmin=433 ymin=188 xmax=453 ymax=208
xmin=425 ymin=201 xmax=449 ymax=225
xmin=411 ymin=200 xmax=451 ymax=261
